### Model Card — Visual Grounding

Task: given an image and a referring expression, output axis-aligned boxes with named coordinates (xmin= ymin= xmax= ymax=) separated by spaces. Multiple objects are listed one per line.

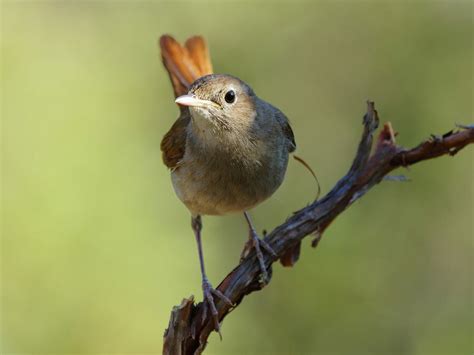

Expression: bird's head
xmin=175 ymin=74 xmax=257 ymax=132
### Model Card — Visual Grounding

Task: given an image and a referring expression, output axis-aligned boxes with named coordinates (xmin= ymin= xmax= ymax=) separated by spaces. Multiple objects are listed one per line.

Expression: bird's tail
xmin=159 ymin=35 xmax=213 ymax=98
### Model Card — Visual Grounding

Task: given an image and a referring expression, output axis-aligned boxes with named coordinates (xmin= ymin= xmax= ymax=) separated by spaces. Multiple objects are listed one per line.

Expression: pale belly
xmin=171 ymin=154 xmax=289 ymax=216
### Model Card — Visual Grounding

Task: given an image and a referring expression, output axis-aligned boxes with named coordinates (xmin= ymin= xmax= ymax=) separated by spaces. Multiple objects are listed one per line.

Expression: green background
xmin=1 ymin=1 xmax=472 ymax=354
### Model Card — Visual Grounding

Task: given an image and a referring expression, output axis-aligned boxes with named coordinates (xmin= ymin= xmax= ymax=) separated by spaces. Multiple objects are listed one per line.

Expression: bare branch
xmin=163 ymin=101 xmax=473 ymax=355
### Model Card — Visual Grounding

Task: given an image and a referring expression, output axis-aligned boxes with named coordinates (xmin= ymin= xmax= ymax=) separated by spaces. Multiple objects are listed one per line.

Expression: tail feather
xmin=159 ymin=35 xmax=213 ymax=98
xmin=185 ymin=36 xmax=213 ymax=76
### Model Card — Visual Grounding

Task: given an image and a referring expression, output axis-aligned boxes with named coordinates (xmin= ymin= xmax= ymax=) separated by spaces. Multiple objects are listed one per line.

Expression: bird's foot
xmin=240 ymin=229 xmax=277 ymax=284
xmin=201 ymin=278 xmax=233 ymax=337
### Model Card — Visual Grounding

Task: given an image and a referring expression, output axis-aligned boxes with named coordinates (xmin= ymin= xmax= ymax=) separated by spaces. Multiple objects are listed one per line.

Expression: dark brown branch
xmin=163 ymin=101 xmax=473 ymax=355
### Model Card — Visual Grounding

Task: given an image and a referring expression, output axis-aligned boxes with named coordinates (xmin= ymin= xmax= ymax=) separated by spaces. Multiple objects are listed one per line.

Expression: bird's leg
xmin=240 ymin=212 xmax=277 ymax=283
xmin=191 ymin=215 xmax=233 ymax=336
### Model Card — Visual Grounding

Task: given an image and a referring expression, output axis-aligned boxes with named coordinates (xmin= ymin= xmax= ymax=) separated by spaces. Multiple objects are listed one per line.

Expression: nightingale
xmin=159 ymin=35 xmax=298 ymax=333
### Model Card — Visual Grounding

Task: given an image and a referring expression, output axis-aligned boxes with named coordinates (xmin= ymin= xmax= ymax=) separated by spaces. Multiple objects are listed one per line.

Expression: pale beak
xmin=175 ymin=95 xmax=219 ymax=108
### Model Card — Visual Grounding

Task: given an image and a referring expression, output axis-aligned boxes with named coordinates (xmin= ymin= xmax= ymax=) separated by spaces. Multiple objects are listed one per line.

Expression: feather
xmin=159 ymin=35 xmax=214 ymax=169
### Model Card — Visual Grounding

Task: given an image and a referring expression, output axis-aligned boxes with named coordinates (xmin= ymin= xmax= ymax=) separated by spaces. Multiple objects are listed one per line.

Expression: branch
xmin=163 ymin=101 xmax=473 ymax=355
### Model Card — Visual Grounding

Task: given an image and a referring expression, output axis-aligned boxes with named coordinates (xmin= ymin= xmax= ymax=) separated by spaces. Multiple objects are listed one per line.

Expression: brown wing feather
xmin=159 ymin=35 xmax=213 ymax=169
xmin=160 ymin=113 xmax=191 ymax=169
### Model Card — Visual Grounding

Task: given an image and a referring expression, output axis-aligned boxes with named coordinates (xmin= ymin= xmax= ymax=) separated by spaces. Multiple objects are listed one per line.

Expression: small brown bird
xmin=159 ymin=35 xmax=298 ymax=332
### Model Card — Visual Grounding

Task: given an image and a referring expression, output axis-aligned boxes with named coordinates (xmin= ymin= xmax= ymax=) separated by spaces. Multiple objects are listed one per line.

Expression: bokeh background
xmin=1 ymin=1 xmax=472 ymax=354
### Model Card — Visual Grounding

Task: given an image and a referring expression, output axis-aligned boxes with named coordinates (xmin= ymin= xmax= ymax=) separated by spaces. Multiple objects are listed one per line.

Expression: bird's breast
xmin=171 ymin=134 xmax=289 ymax=216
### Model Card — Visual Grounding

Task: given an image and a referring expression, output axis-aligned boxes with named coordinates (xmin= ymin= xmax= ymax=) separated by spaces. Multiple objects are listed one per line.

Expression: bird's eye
xmin=224 ymin=90 xmax=236 ymax=104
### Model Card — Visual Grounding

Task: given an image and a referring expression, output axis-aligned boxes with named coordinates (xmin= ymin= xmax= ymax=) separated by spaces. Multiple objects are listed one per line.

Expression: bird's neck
xmin=186 ymin=111 xmax=263 ymax=166
xmin=188 ymin=109 xmax=247 ymax=148
xmin=188 ymin=112 xmax=225 ymax=146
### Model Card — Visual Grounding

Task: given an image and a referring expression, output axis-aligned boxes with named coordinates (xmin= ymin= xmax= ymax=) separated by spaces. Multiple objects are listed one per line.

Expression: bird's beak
xmin=175 ymin=95 xmax=219 ymax=108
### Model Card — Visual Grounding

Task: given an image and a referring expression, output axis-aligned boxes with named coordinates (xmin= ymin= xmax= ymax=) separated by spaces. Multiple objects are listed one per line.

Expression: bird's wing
xmin=282 ymin=119 xmax=297 ymax=153
xmin=159 ymin=35 xmax=213 ymax=169
xmin=275 ymin=111 xmax=296 ymax=153
xmin=160 ymin=112 xmax=191 ymax=170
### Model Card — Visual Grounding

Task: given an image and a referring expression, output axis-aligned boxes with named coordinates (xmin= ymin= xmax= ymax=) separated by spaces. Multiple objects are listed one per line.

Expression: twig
xmin=163 ymin=101 xmax=473 ymax=355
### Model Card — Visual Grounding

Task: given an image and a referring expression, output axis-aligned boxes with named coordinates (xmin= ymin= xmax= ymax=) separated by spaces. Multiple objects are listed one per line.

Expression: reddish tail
xmin=159 ymin=35 xmax=213 ymax=98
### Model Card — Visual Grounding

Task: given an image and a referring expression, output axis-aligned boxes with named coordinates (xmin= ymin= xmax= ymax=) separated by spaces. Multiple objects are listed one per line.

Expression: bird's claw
xmin=201 ymin=278 xmax=233 ymax=337
xmin=240 ymin=229 xmax=277 ymax=284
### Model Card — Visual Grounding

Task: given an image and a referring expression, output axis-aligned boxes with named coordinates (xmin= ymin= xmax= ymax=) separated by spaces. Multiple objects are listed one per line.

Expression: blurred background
xmin=1 ymin=1 xmax=472 ymax=354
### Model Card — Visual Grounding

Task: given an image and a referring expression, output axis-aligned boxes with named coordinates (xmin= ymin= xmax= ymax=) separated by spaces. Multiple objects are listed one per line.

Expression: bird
xmin=159 ymin=34 xmax=300 ymax=333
